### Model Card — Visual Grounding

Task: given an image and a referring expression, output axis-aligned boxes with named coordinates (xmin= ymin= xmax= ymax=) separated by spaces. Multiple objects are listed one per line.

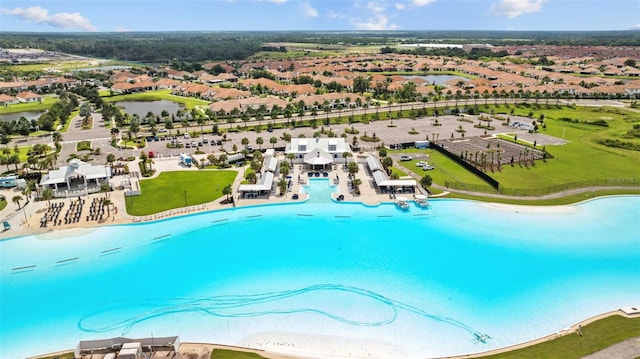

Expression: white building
xmin=39 ymin=159 xmax=111 ymax=197
xmin=285 ymin=137 xmax=351 ymax=170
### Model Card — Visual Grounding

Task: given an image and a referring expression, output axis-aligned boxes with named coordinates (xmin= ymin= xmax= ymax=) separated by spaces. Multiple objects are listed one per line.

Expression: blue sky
xmin=1 ymin=0 xmax=639 ymax=32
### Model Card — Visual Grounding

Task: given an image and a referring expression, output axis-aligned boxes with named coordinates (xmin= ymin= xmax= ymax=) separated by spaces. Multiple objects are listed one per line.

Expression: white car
xmin=422 ymin=164 xmax=435 ymax=170
xmin=416 ymin=161 xmax=427 ymax=167
xmin=400 ymin=155 xmax=412 ymax=161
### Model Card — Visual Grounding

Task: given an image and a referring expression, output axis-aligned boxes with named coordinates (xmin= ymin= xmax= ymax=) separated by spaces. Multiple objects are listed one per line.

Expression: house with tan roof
xmin=165 ymin=69 xmax=193 ymax=80
xmin=172 ymin=83 xmax=211 ymax=97
xmin=0 ymin=94 xmax=18 ymax=106
xmin=16 ymin=91 xmax=42 ymax=103
xmin=203 ymin=87 xmax=251 ymax=101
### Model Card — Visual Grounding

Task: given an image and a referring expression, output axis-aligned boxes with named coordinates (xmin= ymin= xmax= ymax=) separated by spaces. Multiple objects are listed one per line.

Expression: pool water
xmin=301 ymin=178 xmax=338 ymax=203
xmin=1 ymin=196 xmax=638 ymax=359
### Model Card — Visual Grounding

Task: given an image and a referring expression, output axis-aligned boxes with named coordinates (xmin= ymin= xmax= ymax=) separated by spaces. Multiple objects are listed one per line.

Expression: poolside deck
xmin=1 ymin=152 xmax=429 ymax=238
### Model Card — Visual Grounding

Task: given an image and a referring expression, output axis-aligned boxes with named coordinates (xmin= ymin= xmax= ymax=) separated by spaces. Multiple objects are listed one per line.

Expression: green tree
xmin=41 ymin=188 xmax=54 ymax=207
xmin=353 ymin=76 xmax=371 ymax=94
xmin=12 ymin=195 xmax=23 ymax=209
xmin=347 ymin=161 xmax=359 ymax=177
xmin=420 ymin=174 xmax=433 ymax=189
xmin=222 ymin=184 xmax=233 ymax=202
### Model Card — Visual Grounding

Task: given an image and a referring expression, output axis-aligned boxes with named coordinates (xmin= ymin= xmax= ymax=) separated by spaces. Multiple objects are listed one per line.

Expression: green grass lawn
xmin=210 ymin=348 xmax=268 ymax=359
xmin=0 ymin=198 xmax=7 ymax=211
xmin=126 ymin=170 xmax=237 ymax=215
xmin=480 ymin=315 xmax=640 ymax=359
xmin=102 ymin=89 xmax=210 ymax=110
xmin=490 ymin=109 xmax=640 ymax=190
xmin=394 ymin=149 xmax=497 ymax=190
xmin=0 ymin=96 xmax=57 ymax=114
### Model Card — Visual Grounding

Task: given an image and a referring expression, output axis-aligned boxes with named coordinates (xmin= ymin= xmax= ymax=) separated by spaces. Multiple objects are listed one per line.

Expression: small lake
xmin=115 ymin=100 xmax=184 ymax=118
xmin=0 ymin=111 xmax=44 ymax=123
xmin=409 ymin=74 xmax=470 ymax=85
xmin=76 ymin=65 xmax=132 ymax=72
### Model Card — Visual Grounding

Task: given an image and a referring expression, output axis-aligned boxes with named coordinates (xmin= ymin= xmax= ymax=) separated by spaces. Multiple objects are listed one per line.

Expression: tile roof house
xmin=0 ymin=94 xmax=18 ymax=106
xmin=16 ymin=91 xmax=43 ymax=103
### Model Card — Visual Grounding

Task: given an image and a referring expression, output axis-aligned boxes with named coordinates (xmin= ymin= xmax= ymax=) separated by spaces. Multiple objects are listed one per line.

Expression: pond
xmin=0 ymin=111 xmax=44 ymax=123
xmin=115 ymin=100 xmax=184 ymax=119
xmin=409 ymin=74 xmax=470 ymax=85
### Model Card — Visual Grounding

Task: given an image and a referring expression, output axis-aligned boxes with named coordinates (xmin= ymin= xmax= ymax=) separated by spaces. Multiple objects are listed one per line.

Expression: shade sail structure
xmin=304 ymin=148 xmax=333 ymax=166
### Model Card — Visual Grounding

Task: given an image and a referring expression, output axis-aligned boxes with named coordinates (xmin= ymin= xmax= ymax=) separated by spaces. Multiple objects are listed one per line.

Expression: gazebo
xmin=304 ymin=148 xmax=333 ymax=170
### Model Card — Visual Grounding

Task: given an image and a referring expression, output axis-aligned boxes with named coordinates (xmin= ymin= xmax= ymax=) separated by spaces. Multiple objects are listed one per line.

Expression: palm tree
xmin=12 ymin=195 xmax=23 ymax=209
xmin=41 ymin=188 xmax=54 ymax=207
xmin=347 ymin=161 xmax=359 ymax=177
xmin=103 ymin=198 xmax=112 ymax=217
xmin=52 ymin=131 xmax=63 ymax=144
xmin=256 ymin=137 xmax=264 ymax=149
xmin=277 ymin=178 xmax=287 ymax=196
xmin=351 ymin=178 xmax=362 ymax=195
xmin=420 ymin=174 xmax=433 ymax=189
xmin=270 ymin=136 xmax=278 ymax=148
xmin=222 ymin=184 xmax=233 ymax=202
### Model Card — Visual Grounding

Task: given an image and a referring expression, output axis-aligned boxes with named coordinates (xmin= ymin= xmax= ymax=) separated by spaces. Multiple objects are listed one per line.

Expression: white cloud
xmin=395 ymin=3 xmax=406 ymax=10
xmin=353 ymin=14 xmax=398 ymax=30
xmin=412 ymin=0 xmax=437 ymax=6
xmin=489 ymin=0 xmax=545 ymax=18
xmin=367 ymin=2 xmax=385 ymax=13
xmin=264 ymin=0 xmax=288 ymax=3
xmin=302 ymin=2 xmax=318 ymax=17
xmin=629 ymin=24 xmax=640 ymax=30
xmin=114 ymin=26 xmax=130 ymax=32
xmin=1 ymin=6 xmax=96 ymax=31
xmin=327 ymin=10 xmax=339 ymax=19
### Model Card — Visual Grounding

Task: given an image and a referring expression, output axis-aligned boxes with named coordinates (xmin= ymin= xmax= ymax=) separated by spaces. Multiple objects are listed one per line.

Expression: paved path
xmin=582 ymin=336 xmax=640 ymax=359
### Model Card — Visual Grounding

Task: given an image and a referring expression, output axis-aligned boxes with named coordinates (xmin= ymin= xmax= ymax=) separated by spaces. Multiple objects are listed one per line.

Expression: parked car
xmin=246 ymin=145 xmax=253 ymax=151
xmin=202 ymin=136 xmax=208 ymax=143
xmin=422 ymin=164 xmax=435 ymax=170
xmin=400 ymin=155 xmax=412 ymax=161
xmin=215 ymin=140 xmax=222 ymax=145
xmin=185 ymin=142 xmax=191 ymax=148
xmin=416 ymin=161 xmax=427 ymax=167
xmin=148 ymin=151 xmax=155 ymax=158
xmin=184 ymin=133 xmax=190 ymax=139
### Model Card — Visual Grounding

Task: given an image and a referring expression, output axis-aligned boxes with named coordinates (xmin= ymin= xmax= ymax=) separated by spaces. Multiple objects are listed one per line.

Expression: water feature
xmin=301 ymin=178 xmax=338 ymax=203
xmin=0 ymin=111 xmax=44 ymax=123
xmin=115 ymin=100 xmax=183 ymax=118
xmin=409 ymin=74 xmax=470 ymax=85
xmin=1 ymin=196 xmax=638 ymax=358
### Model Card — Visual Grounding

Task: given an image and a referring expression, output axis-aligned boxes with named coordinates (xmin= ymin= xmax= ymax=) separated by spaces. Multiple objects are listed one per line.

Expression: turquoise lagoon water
xmin=0 ymin=196 xmax=639 ymax=358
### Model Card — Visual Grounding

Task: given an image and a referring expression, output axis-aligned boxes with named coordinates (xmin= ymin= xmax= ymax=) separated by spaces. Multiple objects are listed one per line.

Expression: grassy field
xmin=126 ymin=170 xmax=237 ymax=216
xmin=0 ymin=96 xmax=57 ymax=114
xmin=394 ymin=148 xmax=498 ymax=189
xmin=480 ymin=315 xmax=640 ymax=359
xmin=102 ymin=89 xmax=210 ymax=110
xmin=211 ymin=349 xmax=268 ymax=359
xmin=481 ymin=105 xmax=640 ymax=190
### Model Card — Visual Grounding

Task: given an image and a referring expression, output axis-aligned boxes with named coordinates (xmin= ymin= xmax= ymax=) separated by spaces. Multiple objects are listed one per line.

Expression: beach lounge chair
xmin=3 ymin=221 xmax=10 ymax=231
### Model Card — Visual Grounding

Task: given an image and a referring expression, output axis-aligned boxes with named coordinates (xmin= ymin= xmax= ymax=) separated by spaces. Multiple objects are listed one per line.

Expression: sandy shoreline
xmin=27 ymin=309 xmax=639 ymax=359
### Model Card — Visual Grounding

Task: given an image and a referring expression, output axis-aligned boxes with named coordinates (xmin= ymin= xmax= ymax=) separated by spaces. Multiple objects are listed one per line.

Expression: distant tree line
xmin=0 ymin=31 xmax=638 ymax=65
xmin=0 ymin=33 xmax=265 ymax=63
xmin=380 ymin=46 xmax=510 ymax=59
